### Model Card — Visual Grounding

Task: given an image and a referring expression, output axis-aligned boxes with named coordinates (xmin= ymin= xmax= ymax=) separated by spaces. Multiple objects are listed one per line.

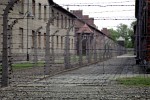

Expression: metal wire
xmin=0 ymin=0 xmax=149 ymax=100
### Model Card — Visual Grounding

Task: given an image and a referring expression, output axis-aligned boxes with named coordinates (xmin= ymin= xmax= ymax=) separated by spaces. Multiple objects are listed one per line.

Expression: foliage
xmin=109 ymin=22 xmax=135 ymax=48
xmin=116 ymin=23 xmax=128 ymax=40
xmin=117 ymin=76 xmax=150 ymax=87
xmin=108 ymin=28 xmax=120 ymax=41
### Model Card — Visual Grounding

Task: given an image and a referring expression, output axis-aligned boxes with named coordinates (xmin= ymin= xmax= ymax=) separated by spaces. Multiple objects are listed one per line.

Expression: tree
xmin=116 ymin=24 xmax=128 ymax=41
xmin=109 ymin=22 xmax=135 ymax=48
xmin=129 ymin=21 xmax=136 ymax=48
xmin=108 ymin=28 xmax=119 ymax=41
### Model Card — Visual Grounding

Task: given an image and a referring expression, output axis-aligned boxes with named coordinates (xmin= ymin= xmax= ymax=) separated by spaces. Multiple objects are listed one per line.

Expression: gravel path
xmin=0 ymin=54 xmax=150 ymax=100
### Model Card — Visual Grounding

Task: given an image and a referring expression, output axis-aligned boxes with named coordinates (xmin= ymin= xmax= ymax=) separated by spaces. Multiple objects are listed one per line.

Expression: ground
xmin=0 ymin=54 xmax=150 ymax=99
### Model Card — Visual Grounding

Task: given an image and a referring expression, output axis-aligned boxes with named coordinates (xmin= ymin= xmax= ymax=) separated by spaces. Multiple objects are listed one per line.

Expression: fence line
xmin=0 ymin=1 xmax=126 ymax=87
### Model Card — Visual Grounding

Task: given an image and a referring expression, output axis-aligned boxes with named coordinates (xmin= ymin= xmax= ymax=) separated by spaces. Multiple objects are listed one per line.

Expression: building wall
xmin=0 ymin=0 xmax=75 ymax=61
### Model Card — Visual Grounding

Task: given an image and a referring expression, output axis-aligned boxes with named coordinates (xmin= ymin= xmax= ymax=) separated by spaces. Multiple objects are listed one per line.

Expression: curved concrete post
xmin=78 ymin=33 xmax=83 ymax=65
xmin=86 ymin=35 xmax=92 ymax=63
xmin=93 ymin=35 xmax=97 ymax=62
xmin=2 ymin=0 xmax=19 ymax=87
xmin=33 ymin=26 xmax=42 ymax=67
xmin=64 ymin=25 xmax=74 ymax=69
xmin=45 ymin=18 xmax=54 ymax=75
xmin=51 ymin=30 xmax=59 ymax=64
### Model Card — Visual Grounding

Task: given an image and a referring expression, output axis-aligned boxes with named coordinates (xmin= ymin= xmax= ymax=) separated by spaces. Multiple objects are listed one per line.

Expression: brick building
xmin=71 ymin=10 xmax=115 ymax=58
xmin=0 ymin=0 xmax=76 ymax=61
xmin=0 ymin=0 xmax=119 ymax=62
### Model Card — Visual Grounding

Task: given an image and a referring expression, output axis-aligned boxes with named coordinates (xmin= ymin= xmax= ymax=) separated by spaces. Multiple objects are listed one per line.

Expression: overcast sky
xmin=53 ymin=0 xmax=135 ymax=30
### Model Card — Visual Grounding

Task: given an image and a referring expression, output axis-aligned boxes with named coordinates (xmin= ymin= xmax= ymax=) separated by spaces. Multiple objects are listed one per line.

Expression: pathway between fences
xmin=0 ymin=54 xmax=150 ymax=99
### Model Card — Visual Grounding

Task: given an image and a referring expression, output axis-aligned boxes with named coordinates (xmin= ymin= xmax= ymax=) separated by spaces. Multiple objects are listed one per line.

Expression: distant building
xmin=71 ymin=10 xmax=114 ymax=57
xmin=101 ymin=28 xmax=110 ymax=36
xmin=76 ymin=24 xmax=94 ymax=55
xmin=117 ymin=37 xmax=125 ymax=47
xmin=71 ymin=10 xmax=96 ymax=27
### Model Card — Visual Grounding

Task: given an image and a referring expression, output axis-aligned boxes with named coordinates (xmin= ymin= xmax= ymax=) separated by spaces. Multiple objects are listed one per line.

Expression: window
xmin=38 ymin=3 xmax=41 ymax=19
xmin=44 ymin=5 xmax=47 ymax=21
xmin=19 ymin=28 xmax=24 ymax=49
xmin=75 ymin=27 xmax=79 ymax=32
xmin=65 ymin=17 xmax=67 ymax=28
xmin=61 ymin=15 xmax=63 ymax=28
xmin=56 ymin=36 xmax=59 ymax=48
xmin=32 ymin=30 xmax=35 ymax=48
xmin=52 ymin=9 xmax=54 ymax=25
xmin=32 ymin=0 xmax=35 ymax=16
xmin=68 ymin=18 xmax=71 ymax=27
xmin=72 ymin=19 xmax=74 ymax=31
xmin=44 ymin=33 xmax=46 ymax=48
xmin=38 ymin=32 xmax=41 ymax=48
xmin=20 ymin=0 xmax=24 ymax=14
xmin=72 ymin=39 xmax=74 ymax=49
xmin=56 ymin=12 xmax=59 ymax=27
xmin=61 ymin=36 xmax=63 ymax=49
xmin=69 ymin=38 xmax=70 ymax=48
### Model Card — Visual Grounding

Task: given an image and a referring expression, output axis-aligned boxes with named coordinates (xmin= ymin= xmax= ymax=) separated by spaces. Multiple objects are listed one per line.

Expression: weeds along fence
xmin=0 ymin=0 xmax=126 ymax=87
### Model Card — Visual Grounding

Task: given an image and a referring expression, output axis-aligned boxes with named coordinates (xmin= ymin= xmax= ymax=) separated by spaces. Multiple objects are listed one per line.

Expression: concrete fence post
xmin=64 ymin=25 xmax=74 ymax=69
xmin=2 ymin=0 xmax=19 ymax=87
xmin=79 ymin=33 xmax=83 ymax=65
xmin=33 ymin=26 xmax=42 ymax=67
xmin=7 ymin=21 xmax=17 ymax=85
xmin=94 ymin=35 xmax=97 ymax=62
xmin=45 ymin=18 xmax=54 ymax=75
xmin=87 ymin=35 xmax=91 ymax=63
xmin=51 ymin=30 xmax=59 ymax=64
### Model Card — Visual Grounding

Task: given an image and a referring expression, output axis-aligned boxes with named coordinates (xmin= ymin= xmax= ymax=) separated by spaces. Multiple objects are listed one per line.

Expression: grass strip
xmin=117 ymin=76 xmax=150 ymax=87
xmin=12 ymin=62 xmax=44 ymax=69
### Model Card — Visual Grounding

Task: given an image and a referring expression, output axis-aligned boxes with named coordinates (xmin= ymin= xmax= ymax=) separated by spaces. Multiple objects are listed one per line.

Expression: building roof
xmin=48 ymin=0 xmax=77 ymax=18
xmin=117 ymin=36 xmax=125 ymax=41
xmin=76 ymin=24 xmax=93 ymax=33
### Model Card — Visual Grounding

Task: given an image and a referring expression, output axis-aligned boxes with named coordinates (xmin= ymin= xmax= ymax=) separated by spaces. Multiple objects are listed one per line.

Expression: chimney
xmin=67 ymin=7 xmax=69 ymax=11
xmin=83 ymin=16 xmax=96 ymax=27
xmin=101 ymin=28 xmax=110 ymax=36
xmin=88 ymin=18 xmax=94 ymax=26
xmin=71 ymin=10 xmax=83 ymax=18
xmin=83 ymin=15 xmax=89 ymax=22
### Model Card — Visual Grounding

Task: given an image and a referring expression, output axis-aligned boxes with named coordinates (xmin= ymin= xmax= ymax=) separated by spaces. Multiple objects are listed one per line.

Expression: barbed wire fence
xmin=0 ymin=0 xmax=126 ymax=88
xmin=1 ymin=0 xmax=150 ymax=100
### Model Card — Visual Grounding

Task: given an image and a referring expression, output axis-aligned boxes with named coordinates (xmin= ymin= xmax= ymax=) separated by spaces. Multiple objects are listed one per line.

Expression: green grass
xmin=0 ymin=55 xmax=91 ymax=70
xmin=12 ymin=62 xmax=44 ymax=69
xmin=117 ymin=76 xmax=150 ymax=87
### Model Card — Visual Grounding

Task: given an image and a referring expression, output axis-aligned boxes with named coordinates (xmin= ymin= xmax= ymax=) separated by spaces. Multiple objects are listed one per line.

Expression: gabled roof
xmin=48 ymin=0 xmax=77 ymax=18
xmin=76 ymin=24 xmax=93 ymax=33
